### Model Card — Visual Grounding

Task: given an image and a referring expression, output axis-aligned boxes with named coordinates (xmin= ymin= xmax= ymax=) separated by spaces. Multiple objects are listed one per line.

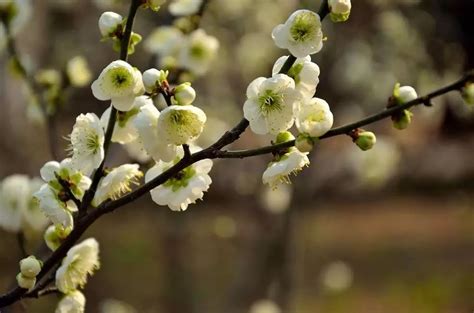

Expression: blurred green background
xmin=0 ymin=0 xmax=473 ymax=312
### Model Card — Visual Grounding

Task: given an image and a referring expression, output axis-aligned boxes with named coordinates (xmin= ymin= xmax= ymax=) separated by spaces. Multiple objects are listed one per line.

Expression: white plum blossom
xmin=272 ymin=10 xmax=324 ymax=58
xmin=55 ymin=290 xmax=86 ymax=313
xmin=98 ymin=11 xmax=123 ymax=38
xmin=262 ymin=147 xmax=310 ymax=188
xmin=169 ymin=0 xmax=203 ymax=16
xmin=92 ymin=164 xmax=143 ymax=207
xmin=0 ymin=175 xmax=48 ymax=233
xmin=56 ymin=238 xmax=100 ymax=294
xmin=295 ymin=97 xmax=333 ymax=137
xmin=145 ymin=147 xmax=212 ymax=211
xmin=22 ymin=178 xmax=49 ymax=231
xmin=157 ymin=104 xmax=207 ymax=145
xmin=123 ymin=139 xmax=151 ymax=163
xmin=173 ymin=83 xmax=196 ymax=105
xmin=34 ymin=159 xmax=91 ymax=229
xmin=134 ymin=102 xmax=179 ymax=162
xmin=328 ymin=0 xmax=351 ymax=22
xmin=329 ymin=0 xmax=351 ymax=15
xmin=144 ymin=26 xmax=184 ymax=56
xmin=66 ymin=56 xmax=92 ymax=88
xmin=272 ymin=55 xmax=320 ymax=99
xmin=70 ymin=113 xmax=105 ymax=176
xmin=91 ymin=60 xmax=144 ymax=111
xmin=100 ymin=96 xmax=151 ymax=144
xmin=243 ymin=74 xmax=298 ymax=135
xmin=0 ymin=175 xmax=30 ymax=232
xmin=34 ymin=185 xmax=74 ymax=230
xmin=142 ymin=68 xmax=168 ymax=94
xmin=179 ymin=29 xmax=219 ymax=75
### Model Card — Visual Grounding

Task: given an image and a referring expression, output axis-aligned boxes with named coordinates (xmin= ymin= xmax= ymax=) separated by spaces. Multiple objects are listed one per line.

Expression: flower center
xmin=86 ymin=132 xmax=100 ymax=154
xmin=290 ymin=12 xmax=318 ymax=43
xmin=164 ymin=166 xmax=196 ymax=192
xmin=190 ymin=43 xmax=206 ymax=59
xmin=169 ymin=110 xmax=194 ymax=126
xmin=307 ymin=110 xmax=326 ymax=123
xmin=106 ymin=67 xmax=132 ymax=90
xmin=258 ymin=90 xmax=283 ymax=115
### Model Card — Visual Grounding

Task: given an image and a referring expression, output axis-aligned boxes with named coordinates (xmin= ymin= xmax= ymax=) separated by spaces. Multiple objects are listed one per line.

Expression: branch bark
xmin=216 ymin=72 xmax=474 ymax=159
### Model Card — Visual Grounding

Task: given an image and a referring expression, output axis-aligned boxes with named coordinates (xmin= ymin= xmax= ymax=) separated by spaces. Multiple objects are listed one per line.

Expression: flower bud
xmin=173 ymin=82 xmax=196 ymax=105
xmin=143 ymin=68 xmax=168 ymax=93
xmin=275 ymin=131 xmax=295 ymax=144
xmin=295 ymin=133 xmax=314 ymax=153
xmin=19 ymin=256 xmax=42 ymax=279
xmin=44 ymin=225 xmax=71 ymax=251
xmin=17 ymin=273 xmax=36 ymax=290
xmin=393 ymin=84 xmax=418 ymax=104
xmin=354 ymin=131 xmax=376 ymax=151
xmin=329 ymin=0 xmax=351 ymax=22
xmin=390 ymin=84 xmax=416 ymax=130
xmin=392 ymin=110 xmax=413 ymax=130
xmin=461 ymin=83 xmax=474 ymax=105
xmin=127 ymin=32 xmax=142 ymax=55
xmin=99 ymin=11 xmax=123 ymax=37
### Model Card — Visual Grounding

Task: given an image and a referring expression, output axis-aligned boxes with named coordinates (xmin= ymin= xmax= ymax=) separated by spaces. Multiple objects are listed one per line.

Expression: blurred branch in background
xmin=0 ymin=15 xmax=59 ymax=160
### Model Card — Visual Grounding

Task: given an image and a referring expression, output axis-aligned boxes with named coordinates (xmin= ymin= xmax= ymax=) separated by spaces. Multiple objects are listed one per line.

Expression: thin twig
xmin=216 ymin=72 xmax=474 ymax=159
xmin=80 ymin=0 xmax=141 ymax=213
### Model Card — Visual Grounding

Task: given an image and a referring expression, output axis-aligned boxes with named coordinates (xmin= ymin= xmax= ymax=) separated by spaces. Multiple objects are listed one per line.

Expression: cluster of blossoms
xmin=144 ymin=0 xmax=219 ymax=77
xmin=1 ymin=1 xmax=93 ymax=124
xmin=145 ymin=27 xmax=219 ymax=76
xmin=14 ymin=238 xmax=99 ymax=313
xmin=7 ymin=0 xmax=471 ymax=311
xmin=242 ymin=8 xmax=338 ymax=189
